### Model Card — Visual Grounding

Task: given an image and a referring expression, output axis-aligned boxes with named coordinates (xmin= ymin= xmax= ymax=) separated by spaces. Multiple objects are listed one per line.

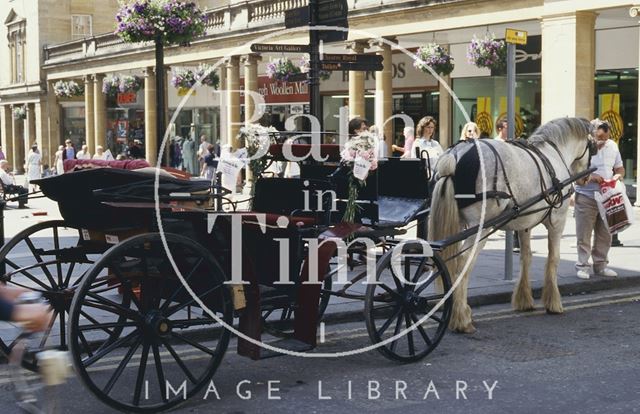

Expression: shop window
xmin=71 ymin=15 xmax=92 ymax=39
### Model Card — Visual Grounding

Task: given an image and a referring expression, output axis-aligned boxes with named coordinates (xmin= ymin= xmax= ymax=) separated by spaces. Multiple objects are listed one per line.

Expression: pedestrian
xmin=76 ymin=144 xmax=91 ymax=160
xmin=0 ymin=285 xmax=51 ymax=332
xmin=170 ymin=136 xmax=183 ymax=168
xmin=0 ymin=159 xmax=28 ymax=208
xmin=200 ymin=144 xmax=219 ymax=182
xmin=181 ymin=135 xmax=197 ymax=175
xmin=411 ymin=116 xmax=443 ymax=166
xmin=197 ymin=134 xmax=210 ymax=171
xmin=348 ymin=117 xmax=369 ymax=136
xmin=574 ymin=120 xmax=625 ymax=279
xmin=369 ymin=125 xmax=387 ymax=158
xmin=62 ymin=139 xmax=76 ymax=160
xmin=25 ymin=144 xmax=41 ymax=192
xmin=127 ymin=140 xmax=144 ymax=160
xmin=495 ymin=118 xmax=508 ymax=142
xmin=392 ymin=126 xmax=415 ymax=158
xmin=460 ymin=122 xmax=480 ymax=141
xmin=93 ymin=145 xmax=114 ymax=160
xmin=54 ymin=145 xmax=64 ymax=174
xmin=0 ymin=145 xmax=5 ymax=161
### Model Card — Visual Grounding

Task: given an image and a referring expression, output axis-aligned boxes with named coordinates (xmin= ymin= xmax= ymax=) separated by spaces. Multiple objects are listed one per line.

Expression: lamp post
xmin=155 ymin=36 xmax=166 ymax=165
xmin=629 ymin=6 xmax=640 ymax=206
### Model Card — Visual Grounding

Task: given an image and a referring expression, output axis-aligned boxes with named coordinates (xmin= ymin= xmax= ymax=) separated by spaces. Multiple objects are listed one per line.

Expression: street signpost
xmin=504 ymin=28 xmax=528 ymax=281
xmin=250 ymin=43 xmax=309 ymax=53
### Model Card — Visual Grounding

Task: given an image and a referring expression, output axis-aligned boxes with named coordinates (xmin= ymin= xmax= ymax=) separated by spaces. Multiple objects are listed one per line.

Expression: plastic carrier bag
xmin=594 ymin=179 xmax=635 ymax=235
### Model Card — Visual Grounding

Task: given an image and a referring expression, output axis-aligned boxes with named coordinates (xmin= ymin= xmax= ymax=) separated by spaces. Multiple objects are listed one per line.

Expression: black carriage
xmin=0 ymin=148 xmax=452 ymax=412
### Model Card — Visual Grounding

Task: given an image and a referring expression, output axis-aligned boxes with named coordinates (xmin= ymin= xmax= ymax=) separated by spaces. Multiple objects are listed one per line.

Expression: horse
xmin=428 ymin=117 xmax=595 ymax=333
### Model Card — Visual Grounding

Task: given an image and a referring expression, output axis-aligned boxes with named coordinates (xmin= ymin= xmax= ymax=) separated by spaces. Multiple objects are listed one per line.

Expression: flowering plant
xmin=12 ymin=106 xmax=26 ymax=120
xmin=265 ymin=58 xmax=301 ymax=82
xmin=171 ymin=64 xmax=219 ymax=89
xmin=53 ymin=80 xmax=84 ymax=98
xmin=102 ymin=75 xmax=121 ymax=96
xmin=115 ymin=0 xmax=206 ymax=46
xmin=340 ymin=131 xmax=379 ymax=223
xmin=414 ymin=43 xmax=454 ymax=76
xmin=237 ymin=124 xmax=279 ymax=180
xmin=299 ymin=55 xmax=331 ymax=81
xmin=467 ymin=34 xmax=507 ymax=72
xmin=119 ymin=75 xmax=144 ymax=93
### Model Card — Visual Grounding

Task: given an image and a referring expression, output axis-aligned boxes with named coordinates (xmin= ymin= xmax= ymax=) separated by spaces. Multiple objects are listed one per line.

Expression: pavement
xmin=2 ymin=175 xmax=640 ymax=321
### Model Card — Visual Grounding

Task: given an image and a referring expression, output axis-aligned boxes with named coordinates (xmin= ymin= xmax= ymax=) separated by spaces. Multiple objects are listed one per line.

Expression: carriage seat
xmin=64 ymin=159 xmax=150 ymax=173
xmin=376 ymin=196 xmax=428 ymax=228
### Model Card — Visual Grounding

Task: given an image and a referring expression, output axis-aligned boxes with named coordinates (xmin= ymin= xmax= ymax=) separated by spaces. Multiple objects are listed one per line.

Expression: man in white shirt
xmin=0 ymin=160 xmax=27 ymax=208
xmin=574 ymin=121 xmax=625 ymax=279
xmin=76 ymin=145 xmax=91 ymax=160
xmin=494 ymin=118 xmax=508 ymax=141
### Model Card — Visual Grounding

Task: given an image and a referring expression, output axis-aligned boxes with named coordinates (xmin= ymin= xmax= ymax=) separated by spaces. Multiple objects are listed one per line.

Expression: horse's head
xmin=569 ymin=117 xmax=597 ymax=174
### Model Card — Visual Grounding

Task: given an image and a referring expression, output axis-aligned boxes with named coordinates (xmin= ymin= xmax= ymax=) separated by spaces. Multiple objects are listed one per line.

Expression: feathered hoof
xmin=545 ymin=305 xmax=564 ymax=315
xmin=451 ymin=323 xmax=476 ymax=334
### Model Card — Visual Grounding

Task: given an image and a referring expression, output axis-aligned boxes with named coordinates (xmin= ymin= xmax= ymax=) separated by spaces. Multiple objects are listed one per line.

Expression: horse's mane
xmin=527 ymin=117 xmax=591 ymax=146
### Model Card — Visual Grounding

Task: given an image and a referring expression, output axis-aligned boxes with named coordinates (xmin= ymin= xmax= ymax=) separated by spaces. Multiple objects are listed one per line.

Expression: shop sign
xmin=505 ymin=28 xmax=528 ymax=45
xmin=117 ymin=92 xmax=137 ymax=105
xmin=240 ymin=76 xmax=310 ymax=104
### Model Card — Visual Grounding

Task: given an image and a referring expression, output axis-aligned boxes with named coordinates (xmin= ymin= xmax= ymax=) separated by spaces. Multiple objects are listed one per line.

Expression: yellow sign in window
xmin=505 ymin=28 xmax=527 ymax=45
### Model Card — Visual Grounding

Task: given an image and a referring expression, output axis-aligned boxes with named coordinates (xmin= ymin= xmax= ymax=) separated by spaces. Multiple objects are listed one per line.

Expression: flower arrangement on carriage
xmin=53 ymin=80 xmax=84 ymax=98
xmin=171 ymin=64 xmax=220 ymax=89
xmin=413 ymin=43 xmax=455 ymax=76
xmin=12 ymin=105 xmax=26 ymax=120
xmin=265 ymin=58 xmax=301 ymax=82
xmin=467 ymin=34 xmax=507 ymax=73
xmin=237 ymin=123 xmax=279 ymax=179
xmin=340 ymin=131 xmax=379 ymax=223
xmin=299 ymin=55 xmax=332 ymax=81
xmin=115 ymin=0 xmax=206 ymax=45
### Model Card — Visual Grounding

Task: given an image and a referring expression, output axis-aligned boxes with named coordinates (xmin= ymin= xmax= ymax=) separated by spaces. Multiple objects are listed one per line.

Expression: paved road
xmin=0 ymin=288 xmax=638 ymax=414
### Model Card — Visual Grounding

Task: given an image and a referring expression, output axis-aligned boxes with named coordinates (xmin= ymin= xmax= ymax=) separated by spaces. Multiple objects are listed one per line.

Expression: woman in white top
xmin=411 ymin=116 xmax=444 ymax=176
xmin=54 ymin=145 xmax=64 ymax=175
xmin=460 ymin=122 xmax=480 ymax=141
xmin=92 ymin=145 xmax=114 ymax=161
xmin=25 ymin=144 xmax=42 ymax=192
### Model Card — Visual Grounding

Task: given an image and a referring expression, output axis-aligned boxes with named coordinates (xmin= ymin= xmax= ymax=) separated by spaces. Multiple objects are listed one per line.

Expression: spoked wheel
xmin=0 ymin=220 xmax=105 ymax=369
xmin=261 ymin=274 xmax=332 ymax=338
xmin=68 ymin=233 xmax=233 ymax=413
xmin=365 ymin=242 xmax=452 ymax=363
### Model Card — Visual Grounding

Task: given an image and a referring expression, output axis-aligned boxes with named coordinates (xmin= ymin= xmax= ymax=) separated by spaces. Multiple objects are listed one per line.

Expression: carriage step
xmin=258 ymin=338 xmax=314 ymax=359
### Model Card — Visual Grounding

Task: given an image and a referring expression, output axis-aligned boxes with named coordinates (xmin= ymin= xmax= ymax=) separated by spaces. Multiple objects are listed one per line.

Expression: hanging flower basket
xmin=119 ymin=75 xmax=144 ymax=93
xmin=53 ymin=80 xmax=84 ymax=98
xmin=171 ymin=64 xmax=219 ymax=89
xmin=102 ymin=75 xmax=121 ymax=96
xmin=299 ymin=55 xmax=331 ymax=81
xmin=414 ymin=43 xmax=455 ymax=76
xmin=266 ymin=58 xmax=301 ymax=82
xmin=115 ymin=0 xmax=206 ymax=46
xmin=467 ymin=34 xmax=507 ymax=73
xmin=340 ymin=131 xmax=379 ymax=223
xmin=12 ymin=106 xmax=26 ymax=120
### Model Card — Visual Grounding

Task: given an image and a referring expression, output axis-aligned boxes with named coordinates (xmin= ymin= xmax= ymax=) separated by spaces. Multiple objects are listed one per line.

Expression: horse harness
xmin=451 ymin=137 xmax=595 ymax=224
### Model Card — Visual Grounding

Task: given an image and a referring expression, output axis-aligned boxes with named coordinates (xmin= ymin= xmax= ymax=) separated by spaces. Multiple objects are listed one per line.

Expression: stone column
xmin=242 ymin=54 xmax=261 ymax=126
xmin=11 ymin=105 xmax=25 ymax=173
xmin=631 ymin=6 xmax=640 ymax=205
xmin=347 ymin=40 xmax=367 ymax=119
xmin=541 ymin=12 xmax=596 ymax=122
xmin=370 ymin=37 xmax=395 ymax=154
xmin=0 ymin=106 xmax=13 ymax=167
xmin=226 ymin=56 xmax=241 ymax=149
xmin=218 ymin=65 xmax=228 ymax=146
xmin=84 ymin=75 xmax=95 ymax=156
xmin=26 ymin=103 xmax=36 ymax=149
xmin=34 ymin=101 xmax=50 ymax=165
xmin=144 ymin=67 xmax=158 ymax=165
xmin=438 ymin=45 xmax=452 ymax=149
xmin=93 ymin=74 xmax=107 ymax=152
xmin=45 ymin=81 xmax=61 ymax=167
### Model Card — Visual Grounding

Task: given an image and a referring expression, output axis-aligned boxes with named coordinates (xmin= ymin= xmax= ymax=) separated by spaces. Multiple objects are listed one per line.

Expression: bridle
xmin=574 ymin=135 xmax=598 ymax=165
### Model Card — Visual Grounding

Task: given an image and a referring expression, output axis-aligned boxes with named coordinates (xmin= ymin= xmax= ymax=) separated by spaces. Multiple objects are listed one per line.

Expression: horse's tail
xmin=429 ymin=153 xmax=462 ymax=273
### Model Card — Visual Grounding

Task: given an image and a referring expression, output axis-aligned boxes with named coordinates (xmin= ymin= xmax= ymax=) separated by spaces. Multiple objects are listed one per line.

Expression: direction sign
xmin=505 ymin=28 xmax=527 ymax=45
xmin=321 ymin=54 xmax=382 ymax=65
xmin=285 ymin=6 xmax=308 ymax=29
xmin=318 ymin=0 xmax=348 ymax=24
xmin=320 ymin=62 xmax=383 ymax=72
xmin=250 ymin=43 xmax=309 ymax=53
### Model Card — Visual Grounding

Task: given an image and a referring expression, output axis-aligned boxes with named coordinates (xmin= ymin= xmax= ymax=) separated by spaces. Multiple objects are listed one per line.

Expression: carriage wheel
xmin=0 ymin=220 xmax=108 ymax=370
xmin=68 ymin=233 xmax=233 ymax=413
xmin=365 ymin=242 xmax=452 ymax=363
xmin=261 ymin=274 xmax=332 ymax=338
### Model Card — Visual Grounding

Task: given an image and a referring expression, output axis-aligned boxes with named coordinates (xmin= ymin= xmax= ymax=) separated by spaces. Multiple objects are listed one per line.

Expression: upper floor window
xmin=5 ymin=9 xmax=26 ymax=84
xmin=71 ymin=15 xmax=92 ymax=39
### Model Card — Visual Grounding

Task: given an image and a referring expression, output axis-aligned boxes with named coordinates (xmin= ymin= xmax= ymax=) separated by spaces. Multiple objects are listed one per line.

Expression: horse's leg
xmin=542 ymin=216 xmax=567 ymax=314
xmin=512 ymin=229 xmax=535 ymax=311
xmin=449 ymin=237 xmax=487 ymax=334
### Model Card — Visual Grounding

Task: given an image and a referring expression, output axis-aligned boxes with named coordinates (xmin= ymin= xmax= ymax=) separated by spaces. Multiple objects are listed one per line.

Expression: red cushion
xmin=63 ymin=159 xmax=150 ymax=172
